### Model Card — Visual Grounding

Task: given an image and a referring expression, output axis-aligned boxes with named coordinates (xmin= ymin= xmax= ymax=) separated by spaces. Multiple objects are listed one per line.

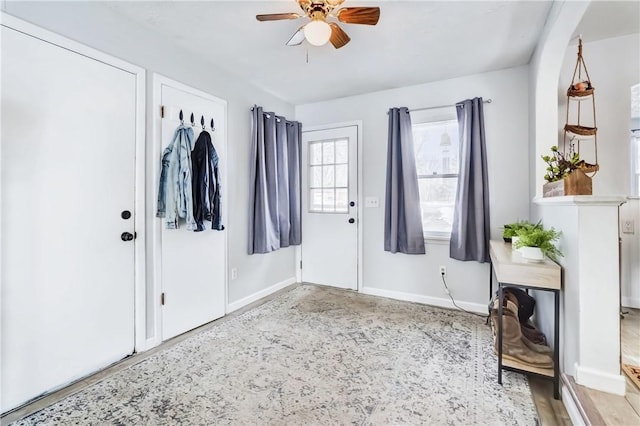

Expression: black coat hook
xmin=201 ymin=115 xmax=205 ymax=130
xmin=179 ymin=110 xmax=184 ymax=123
xmin=190 ymin=113 xmax=195 ymax=126
xmin=210 ymin=118 xmax=215 ymax=132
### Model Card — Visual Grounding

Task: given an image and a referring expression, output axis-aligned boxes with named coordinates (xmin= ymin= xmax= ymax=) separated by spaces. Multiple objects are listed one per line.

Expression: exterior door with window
xmin=301 ymin=126 xmax=358 ymax=290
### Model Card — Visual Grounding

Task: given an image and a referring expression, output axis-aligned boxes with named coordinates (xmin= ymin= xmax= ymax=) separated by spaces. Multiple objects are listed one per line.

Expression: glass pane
xmin=309 ymin=189 xmax=323 ymax=211
xmin=335 ymin=164 xmax=348 ymax=187
xmin=336 ymin=188 xmax=348 ymax=212
xmin=310 ymin=143 xmax=322 ymax=165
xmin=413 ymin=120 xmax=459 ymax=176
xmin=335 ymin=139 xmax=348 ymax=163
xmin=322 ymin=189 xmax=335 ymax=212
xmin=322 ymin=165 xmax=335 ymax=188
xmin=417 ymin=177 xmax=457 ymax=233
xmin=322 ymin=141 xmax=335 ymax=164
xmin=310 ymin=166 xmax=322 ymax=188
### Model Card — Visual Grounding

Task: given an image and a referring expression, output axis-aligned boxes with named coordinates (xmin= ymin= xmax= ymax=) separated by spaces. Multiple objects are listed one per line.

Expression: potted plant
xmin=513 ymin=226 xmax=563 ymax=261
xmin=502 ymin=220 xmax=542 ymax=249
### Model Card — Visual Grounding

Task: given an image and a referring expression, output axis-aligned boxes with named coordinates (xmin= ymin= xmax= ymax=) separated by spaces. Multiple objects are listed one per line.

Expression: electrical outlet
xmin=622 ymin=220 xmax=635 ymax=234
xmin=231 ymin=268 xmax=238 ymax=280
xmin=439 ymin=265 xmax=446 ymax=276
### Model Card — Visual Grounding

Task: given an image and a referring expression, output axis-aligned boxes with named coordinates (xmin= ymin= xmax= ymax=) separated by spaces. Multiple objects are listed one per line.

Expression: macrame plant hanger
xmin=564 ymin=37 xmax=599 ymax=177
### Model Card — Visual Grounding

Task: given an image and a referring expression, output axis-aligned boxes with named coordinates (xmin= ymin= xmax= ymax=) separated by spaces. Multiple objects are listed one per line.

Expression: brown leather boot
xmin=490 ymin=299 xmax=553 ymax=367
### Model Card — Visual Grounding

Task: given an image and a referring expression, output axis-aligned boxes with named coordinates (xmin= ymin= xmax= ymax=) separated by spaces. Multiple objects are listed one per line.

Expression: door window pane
xmin=336 ymin=189 xmax=348 ymax=212
xmin=322 ymin=165 xmax=334 ymax=187
xmin=323 ymin=142 xmax=335 ymax=163
xmin=310 ymin=142 xmax=322 ymax=166
xmin=335 ymin=139 xmax=348 ymax=163
xmin=335 ymin=164 xmax=348 ymax=187
xmin=308 ymin=139 xmax=349 ymax=213
xmin=310 ymin=166 xmax=322 ymax=188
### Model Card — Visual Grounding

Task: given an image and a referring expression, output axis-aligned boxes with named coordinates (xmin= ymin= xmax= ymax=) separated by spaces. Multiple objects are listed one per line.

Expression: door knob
xmin=121 ymin=232 xmax=134 ymax=241
xmin=348 ymin=218 xmax=355 ymax=224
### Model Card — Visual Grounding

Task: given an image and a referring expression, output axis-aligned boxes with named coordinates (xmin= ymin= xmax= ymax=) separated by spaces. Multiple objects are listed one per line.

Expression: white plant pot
xmin=519 ymin=246 xmax=544 ymax=261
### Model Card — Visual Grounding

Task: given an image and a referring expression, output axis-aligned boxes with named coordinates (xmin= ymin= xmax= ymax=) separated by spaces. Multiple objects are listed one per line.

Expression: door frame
xmin=0 ymin=13 xmax=147 ymax=351
xmin=150 ymin=74 xmax=229 ymax=348
xmin=297 ymin=121 xmax=363 ymax=292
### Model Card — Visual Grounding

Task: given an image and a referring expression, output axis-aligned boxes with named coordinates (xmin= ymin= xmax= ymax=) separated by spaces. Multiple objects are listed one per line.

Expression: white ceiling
xmin=103 ymin=1 xmax=639 ymax=105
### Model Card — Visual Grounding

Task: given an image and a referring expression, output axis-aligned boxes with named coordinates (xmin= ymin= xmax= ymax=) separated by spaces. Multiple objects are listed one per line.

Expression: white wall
xmin=2 ymin=2 xmax=297 ymax=340
xmin=557 ymin=33 xmax=640 ymax=308
xmin=296 ymin=66 xmax=530 ymax=309
xmin=558 ymin=33 xmax=640 ymax=196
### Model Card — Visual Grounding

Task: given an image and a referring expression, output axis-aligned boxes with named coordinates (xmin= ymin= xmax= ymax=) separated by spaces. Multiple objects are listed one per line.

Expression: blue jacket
xmin=156 ymin=124 xmax=197 ymax=230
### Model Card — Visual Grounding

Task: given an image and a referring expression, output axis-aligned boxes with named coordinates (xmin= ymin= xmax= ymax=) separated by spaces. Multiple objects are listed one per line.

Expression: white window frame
xmin=412 ymin=111 xmax=459 ymax=242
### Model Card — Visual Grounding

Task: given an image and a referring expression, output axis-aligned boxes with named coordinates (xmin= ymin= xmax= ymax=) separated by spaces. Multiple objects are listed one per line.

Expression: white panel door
xmin=1 ymin=27 xmax=136 ymax=411
xmin=159 ymin=83 xmax=226 ymax=340
xmin=301 ymin=126 xmax=358 ymax=290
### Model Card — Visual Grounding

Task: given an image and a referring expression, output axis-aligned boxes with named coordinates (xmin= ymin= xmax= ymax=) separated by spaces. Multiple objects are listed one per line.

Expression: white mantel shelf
xmin=534 ymin=195 xmax=627 ymax=206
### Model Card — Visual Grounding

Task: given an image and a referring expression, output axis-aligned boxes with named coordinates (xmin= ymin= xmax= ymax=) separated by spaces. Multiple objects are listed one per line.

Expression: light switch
xmin=365 ymin=196 xmax=379 ymax=208
xmin=622 ymin=220 xmax=635 ymax=234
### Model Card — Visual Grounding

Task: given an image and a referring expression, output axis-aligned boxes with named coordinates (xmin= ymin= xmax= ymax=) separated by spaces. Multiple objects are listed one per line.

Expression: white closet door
xmin=158 ymin=82 xmax=227 ymax=341
xmin=1 ymin=26 xmax=136 ymax=411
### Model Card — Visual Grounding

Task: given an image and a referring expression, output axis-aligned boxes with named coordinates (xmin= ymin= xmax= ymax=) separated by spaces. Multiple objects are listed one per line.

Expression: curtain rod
xmin=388 ymin=99 xmax=493 ymax=114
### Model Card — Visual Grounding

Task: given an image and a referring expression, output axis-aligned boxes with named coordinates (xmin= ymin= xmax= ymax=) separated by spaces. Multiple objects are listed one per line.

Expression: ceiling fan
xmin=256 ymin=0 xmax=380 ymax=49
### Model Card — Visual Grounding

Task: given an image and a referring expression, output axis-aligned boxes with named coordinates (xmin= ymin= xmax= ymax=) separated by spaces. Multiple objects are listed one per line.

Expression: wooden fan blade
xmin=256 ymin=13 xmax=301 ymax=22
xmin=286 ymin=26 xmax=305 ymax=46
xmin=336 ymin=7 xmax=380 ymax=25
xmin=329 ymin=23 xmax=351 ymax=49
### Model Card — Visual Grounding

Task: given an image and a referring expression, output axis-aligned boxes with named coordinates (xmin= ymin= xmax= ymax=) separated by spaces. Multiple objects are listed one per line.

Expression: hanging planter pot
xmin=520 ymin=246 xmax=544 ymax=261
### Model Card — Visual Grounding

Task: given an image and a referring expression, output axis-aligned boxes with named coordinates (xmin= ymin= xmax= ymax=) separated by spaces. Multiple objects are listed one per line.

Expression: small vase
xmin=520 ymin=246 xmax=544 ymax=261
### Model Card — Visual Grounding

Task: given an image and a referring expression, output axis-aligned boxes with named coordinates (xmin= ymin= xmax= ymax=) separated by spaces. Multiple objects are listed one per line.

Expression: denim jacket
xmin=191 ymin=130 xmax=224 ymax=231
xmin=156 ymin=124 xmax=197 ymax=230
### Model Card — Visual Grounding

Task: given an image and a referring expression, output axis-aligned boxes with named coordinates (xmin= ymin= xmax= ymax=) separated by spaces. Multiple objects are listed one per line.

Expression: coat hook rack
xmin=190 ymin=113 xmax=195 ymax=126
xmin=210 ymin=118 xmax=215 ymax=132
xmin=179 ymin=110 xmax=184 ymax=124
xmin=201 ymin=115 xmax=205 ymax=130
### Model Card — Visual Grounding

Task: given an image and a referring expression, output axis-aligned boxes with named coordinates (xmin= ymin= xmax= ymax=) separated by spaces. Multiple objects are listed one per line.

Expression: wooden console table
xmin=489 ymin=240 xmax=562 ymax=399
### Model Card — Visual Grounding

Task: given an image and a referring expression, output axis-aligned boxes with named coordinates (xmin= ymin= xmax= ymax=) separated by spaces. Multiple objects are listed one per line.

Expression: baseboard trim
xmin=622 ymin=296 xmax=640 ymax=309
xmin=360 ymin=286 xmax=487 ymax=314
xmin=227 ymin=277 xmax=297 ymax=313
xmin=561 ymin=374 xmax=588 ymax=426
xmin=575 ymin=364 xmax=627 ymax=396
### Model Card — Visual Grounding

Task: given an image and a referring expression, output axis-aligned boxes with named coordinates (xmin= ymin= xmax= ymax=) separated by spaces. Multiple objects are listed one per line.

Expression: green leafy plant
xmin=502 ymin=220 xmax=542 ymax=240
xmin=514 ymin=226 xmax=563 ymax=261
xmin=542 ymin=145 xmax=581 ymax=183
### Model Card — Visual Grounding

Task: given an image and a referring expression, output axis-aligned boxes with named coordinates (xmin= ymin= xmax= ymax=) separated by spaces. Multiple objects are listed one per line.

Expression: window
xmin=413 ymin=119 xmax=459 ymax=238
xmin=308 ymin=139 xmax=349 ymax=213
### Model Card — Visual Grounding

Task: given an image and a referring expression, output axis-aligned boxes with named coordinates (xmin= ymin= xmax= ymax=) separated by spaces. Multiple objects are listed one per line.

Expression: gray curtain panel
xmin=449 ymin=97 xmax=491 ymax=263
xmin=384 ymin=107 xmax=426 ymax=255
xmin=287 ymin=121 xmax=302 ymax=245
xmin=248 ymin=106 xmax=302 ymax=254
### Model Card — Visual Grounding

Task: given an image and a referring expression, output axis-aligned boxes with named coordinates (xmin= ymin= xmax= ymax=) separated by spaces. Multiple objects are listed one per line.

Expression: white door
xmin=159 ymin=82 xmax=227 ymax=340
xmin=301 ymin=126 xmax=358 ymax=290
xmin=1 ymin=26 xmax=136 ymax=411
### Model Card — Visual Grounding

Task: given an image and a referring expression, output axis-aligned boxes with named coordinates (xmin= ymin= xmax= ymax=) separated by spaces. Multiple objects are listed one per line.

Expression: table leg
xmin=554 ymin=289 xmax=560 ymax=399
xmin=498 ymin=283 xmax=504 ymax=385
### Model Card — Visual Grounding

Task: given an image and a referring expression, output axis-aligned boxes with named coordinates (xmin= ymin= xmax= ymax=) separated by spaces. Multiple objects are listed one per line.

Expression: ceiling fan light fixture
xmin=304 ymin=19 xmax=331 ymax=46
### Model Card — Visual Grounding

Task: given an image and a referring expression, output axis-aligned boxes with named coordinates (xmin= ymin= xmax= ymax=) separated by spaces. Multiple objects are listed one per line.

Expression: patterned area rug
xmin=11 ymin=285 xmax=537 ymax=425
